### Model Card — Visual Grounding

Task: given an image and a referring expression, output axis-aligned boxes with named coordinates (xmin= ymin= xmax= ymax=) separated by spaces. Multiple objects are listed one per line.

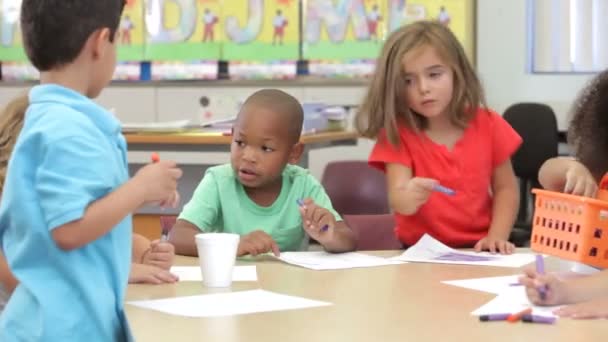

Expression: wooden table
xmin=125 ymin=253 xmax=608 ymax=341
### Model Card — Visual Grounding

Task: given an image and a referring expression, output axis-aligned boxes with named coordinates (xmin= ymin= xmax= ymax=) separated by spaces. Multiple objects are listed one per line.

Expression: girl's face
xmin=402 ymin=45 xmax=454 ymax=122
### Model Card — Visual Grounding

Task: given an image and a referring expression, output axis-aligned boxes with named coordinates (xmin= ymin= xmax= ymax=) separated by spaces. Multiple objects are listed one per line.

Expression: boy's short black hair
xmin=240 ymin=89 xmax=304 ymax=144
xmin=20 ymin=0 xmax=125 ymax=71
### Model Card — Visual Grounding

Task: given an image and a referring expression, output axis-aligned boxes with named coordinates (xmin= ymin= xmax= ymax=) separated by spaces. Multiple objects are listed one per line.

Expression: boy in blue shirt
xmin=0 ymin=1 xmax=182 ymax=341
xmin=170 ymin=89 xmax=357 ymax=256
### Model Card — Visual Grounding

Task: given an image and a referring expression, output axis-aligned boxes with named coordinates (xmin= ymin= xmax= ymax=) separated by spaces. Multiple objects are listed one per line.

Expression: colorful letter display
xmin=222 ymin=0 xmax=299 ymax=61
xmin=144 ymin=0 xmax=222 ymax=60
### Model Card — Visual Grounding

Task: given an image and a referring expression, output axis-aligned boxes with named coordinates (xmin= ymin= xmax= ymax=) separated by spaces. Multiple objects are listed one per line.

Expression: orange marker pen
xmin=507 ymin=308 xmax=533 ymax=323
xmin=151 ymin=152 xmax=160 ymax=163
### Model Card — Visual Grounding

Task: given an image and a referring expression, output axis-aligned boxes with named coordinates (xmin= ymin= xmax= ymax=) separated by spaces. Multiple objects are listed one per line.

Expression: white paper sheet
xmin=442 ymin=275 xmax=522 ymax=294
xmin=170 ymin=266 xmax=257 ymax=282
xmin=121 ymin=120 xmax=193 ymax=133
xmin=276 ymin=251 xmax=403 ymax=270
xmin=471 ymin=286 xmax=560 ymax=318
xmin=391 ymin=234 xmax=536 ymax=268
xmin=127 ymin=289 xmax=331 ymax=317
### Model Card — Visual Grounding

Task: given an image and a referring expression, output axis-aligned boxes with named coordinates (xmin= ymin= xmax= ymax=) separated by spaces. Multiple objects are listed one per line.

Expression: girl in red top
xmin=356 ymin=21 xmax=522 ymax=254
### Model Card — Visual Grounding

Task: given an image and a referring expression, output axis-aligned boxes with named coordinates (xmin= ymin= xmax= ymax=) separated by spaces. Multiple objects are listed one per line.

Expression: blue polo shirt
xmin=0 ymin=85 xmax=132 ymax=341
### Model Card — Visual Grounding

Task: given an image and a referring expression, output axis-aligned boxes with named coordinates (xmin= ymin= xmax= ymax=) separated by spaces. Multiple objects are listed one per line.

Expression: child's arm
xmin=132 ymin=233 xmax=151 ymax=263
xmin=474 ymin=159 xmax=518 ymax=254
xmin=538 ymin=157 xmax=597 ymax=197
xmin=168 ymin=219 xmax=201 ymax=256
xmin=520 ymin=267 xmax=608 ymax=306
xmin=385 ymin=163 xmax=437 ymax=215
xmin=0 ymin=252 xmax=17 ymax=293
xmin=51 ymin=161 xmax=182 ymax=250
xmin=299 ymin=198 xmax=357 ymax=253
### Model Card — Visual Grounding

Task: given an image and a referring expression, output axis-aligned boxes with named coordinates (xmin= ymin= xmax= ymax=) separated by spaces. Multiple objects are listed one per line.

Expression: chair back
xmin=321 ymin=161 xmax=390 ymax=215
xmin=343 ymin=214 xmax=401 ymax=250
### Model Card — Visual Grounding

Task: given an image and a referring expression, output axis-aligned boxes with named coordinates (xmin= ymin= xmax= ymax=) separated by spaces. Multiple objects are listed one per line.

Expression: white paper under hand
xmin=391 ymin=234 xmax=536 ymax=268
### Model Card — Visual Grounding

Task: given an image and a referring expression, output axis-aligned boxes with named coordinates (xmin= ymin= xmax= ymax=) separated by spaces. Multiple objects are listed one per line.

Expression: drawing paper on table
xmin=391 ymin=234 xmax=536 ymax=268
xmin=276 ymin=251 xmax=404 ymax=270
xmin=442 ymin=275 xmax=522 ymax=294
xmin=471 ymin=286 xmax=560 ymax=318
xmin=127 ymin=289 xmax=331 ymax=317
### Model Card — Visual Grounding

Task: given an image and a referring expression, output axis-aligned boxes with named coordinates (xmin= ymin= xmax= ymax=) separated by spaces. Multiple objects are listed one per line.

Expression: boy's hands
xmin=142 ymin=240 xmax=175 ymax=270
xmin=474 ymin=235 xmax=515 ymax=254
xmin=563 ymin=161 xmax=597 ymax=197
xmin=129 ymin=263 xmax=179 ymax=285
xmin=237 ymin=230 xmax=280 ymax=257
xmin=519 ymin=267 xmax=568 ymax=306
xmin=298 ymin=198 xmax=336 ymax=243
xmin=134 ymin=160 xmax=182 ymax=206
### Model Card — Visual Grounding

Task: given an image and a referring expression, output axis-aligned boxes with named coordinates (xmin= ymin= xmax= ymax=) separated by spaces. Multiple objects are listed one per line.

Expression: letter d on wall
xmin=145 ymin=0 xmax=197 ymax=43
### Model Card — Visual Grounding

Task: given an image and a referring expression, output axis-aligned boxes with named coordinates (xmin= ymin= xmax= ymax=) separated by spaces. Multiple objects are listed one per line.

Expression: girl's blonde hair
xmin=0 ymin=95 xmax=28 ymax=194
xmin=356 ymin=20 xmax=486 ymax=146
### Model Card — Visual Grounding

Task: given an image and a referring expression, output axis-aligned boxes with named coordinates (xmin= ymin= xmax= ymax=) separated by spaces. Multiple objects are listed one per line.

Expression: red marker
xmin=151 ymin=152 xmax=160 ymax=163
xmin=507 ymin=308 xmax=533 ymax=323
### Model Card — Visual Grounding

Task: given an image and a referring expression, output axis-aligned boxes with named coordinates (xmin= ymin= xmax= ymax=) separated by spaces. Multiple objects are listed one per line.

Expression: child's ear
xmin=91 ymin=28 xmax=112 ymax=60
xmin=288 ymin=142 xmax=304 ymax=164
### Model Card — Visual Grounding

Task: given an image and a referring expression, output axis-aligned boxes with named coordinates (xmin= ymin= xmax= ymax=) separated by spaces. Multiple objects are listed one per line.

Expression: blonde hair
xmin=0 ymin=95 xmax=28 ymax=194
xmin=356 ymin=21 xmax=486 ymax=146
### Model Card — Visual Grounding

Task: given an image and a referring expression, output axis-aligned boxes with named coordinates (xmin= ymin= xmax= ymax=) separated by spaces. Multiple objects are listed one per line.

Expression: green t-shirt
xmin=179 ymin=164 xmax=342 ymax=251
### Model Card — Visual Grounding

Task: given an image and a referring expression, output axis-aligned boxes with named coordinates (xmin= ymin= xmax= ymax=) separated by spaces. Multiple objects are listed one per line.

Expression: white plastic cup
xmin=195 ymin=233 xmax=240 ymax=287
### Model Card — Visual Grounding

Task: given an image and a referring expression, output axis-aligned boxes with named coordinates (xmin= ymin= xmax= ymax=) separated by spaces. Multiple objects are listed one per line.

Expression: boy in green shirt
xmin=170 ymin=89 xmax=357 ymax=256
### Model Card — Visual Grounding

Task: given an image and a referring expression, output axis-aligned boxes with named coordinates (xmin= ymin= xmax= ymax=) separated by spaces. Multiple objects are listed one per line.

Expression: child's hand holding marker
xmin=398 ymin=178 xmax=455 ymax=213
xmin=145 ymin=152 xmax=182 ymax=208
xmin=133 ymin=153 xmax=182 ymax=207
xmin=519 ymin=261 xmax=566 ymax=306
xmin=297 ymin=198 xmax=334 ymax=241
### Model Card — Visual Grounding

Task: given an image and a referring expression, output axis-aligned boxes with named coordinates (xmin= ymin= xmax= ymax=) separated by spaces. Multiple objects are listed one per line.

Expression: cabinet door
xmin=96 ymin=87 xmax=157 ymax=123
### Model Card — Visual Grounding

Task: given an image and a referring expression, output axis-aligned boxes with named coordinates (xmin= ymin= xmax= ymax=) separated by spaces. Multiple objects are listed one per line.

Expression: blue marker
xmin=433 ymin=184 xmax=456 ymax=196
xmin=297 ymin=199 xmax=329 ymax=232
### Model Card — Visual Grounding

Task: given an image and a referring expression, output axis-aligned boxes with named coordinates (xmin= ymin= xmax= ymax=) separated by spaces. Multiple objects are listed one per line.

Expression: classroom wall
xmin=477 ymin=0 xmax=594 ymax=131
xmin=0 ymin=0 xmax=596 ymax=180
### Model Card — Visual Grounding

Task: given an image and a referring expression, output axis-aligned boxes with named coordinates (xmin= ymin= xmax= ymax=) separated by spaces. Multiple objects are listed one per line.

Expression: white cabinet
xmin=96 ymin=87 xmax=156 ymax=123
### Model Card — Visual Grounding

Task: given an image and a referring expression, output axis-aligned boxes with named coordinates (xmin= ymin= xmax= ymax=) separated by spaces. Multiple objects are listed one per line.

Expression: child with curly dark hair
xmin=521 ymin=70 xmax=608 ymax=319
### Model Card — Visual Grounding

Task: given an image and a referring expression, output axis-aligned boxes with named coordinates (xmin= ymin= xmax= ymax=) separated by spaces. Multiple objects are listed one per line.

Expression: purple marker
xmin=433 ymin=184 xmax=456 ymax=196
xmin=522 ymin=314 xmax=556 ymax=324
xmin=536 ymin=254 xmax=548 ymax=300
xmin=296 ymin=199 xmax=329 ymax=232
xmin=479 ymin=313 xmax=510 ymax=322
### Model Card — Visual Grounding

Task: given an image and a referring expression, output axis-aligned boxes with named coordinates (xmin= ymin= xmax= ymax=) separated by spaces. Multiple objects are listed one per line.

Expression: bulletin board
xmin=144 ymin=0 xmax=222 ymax=61
xmin=303 ymin=0 xmax=387 ymax=61
xmin=304 ymin=0 xmax=475 ymax=62
xmin=0 ymin=0 xmax=27 ymax=62
xmin=118 ymin=0 xmax=146 ymax=61
xmin=222 ymin=0 xmax=300 ymax=61
xmin=389 ymin=0 xmax=476 ymax=61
